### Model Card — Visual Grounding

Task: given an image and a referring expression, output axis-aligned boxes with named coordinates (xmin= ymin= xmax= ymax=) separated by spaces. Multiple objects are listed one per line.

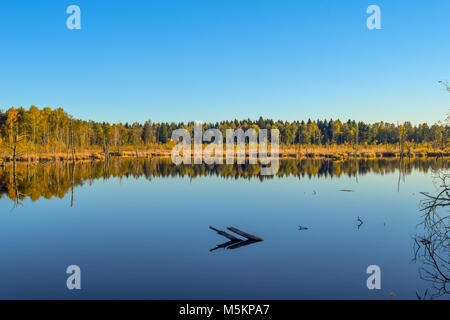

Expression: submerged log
xmin=209 ymin=239 xmax=241 ymax=252
xmin=209 ymin=226 xmax=239 ymax=241
xmin=226 ymin=239 xmax=259 ymax=250
xmin=227 ymin=227 xmax=263 ymax=241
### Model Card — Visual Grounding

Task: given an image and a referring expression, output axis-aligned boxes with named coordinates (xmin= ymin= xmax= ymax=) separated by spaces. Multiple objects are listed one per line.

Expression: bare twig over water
xmin=438 ymin=80 xmax=450 ymax=92
xmin=356 ymin=216 xmax=363 ymax=229
xmin=413 ymin=171 xmax=449 ymax=299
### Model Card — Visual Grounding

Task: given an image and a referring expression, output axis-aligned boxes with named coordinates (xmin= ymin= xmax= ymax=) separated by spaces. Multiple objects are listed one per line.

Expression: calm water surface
xmin=0 ymin=158 xmax=448 ymax=299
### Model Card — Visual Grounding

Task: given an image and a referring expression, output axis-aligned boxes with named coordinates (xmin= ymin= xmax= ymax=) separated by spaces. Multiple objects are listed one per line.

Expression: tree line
xmin=0 ymin=106 xmax=448 ymax=158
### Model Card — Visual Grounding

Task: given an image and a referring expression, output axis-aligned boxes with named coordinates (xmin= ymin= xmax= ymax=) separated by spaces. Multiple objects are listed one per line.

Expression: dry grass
xmin=0 ymin=143 xmax=448 ymax=163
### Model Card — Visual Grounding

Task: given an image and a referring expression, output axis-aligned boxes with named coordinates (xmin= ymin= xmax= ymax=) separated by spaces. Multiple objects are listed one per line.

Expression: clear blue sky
xmin=0 ymin=0 xmax=449 ymax=124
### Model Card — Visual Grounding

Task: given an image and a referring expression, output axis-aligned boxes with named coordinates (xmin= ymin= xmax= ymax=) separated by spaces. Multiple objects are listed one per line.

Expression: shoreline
xmin=1 ymin=148 xmax=449 ymax=163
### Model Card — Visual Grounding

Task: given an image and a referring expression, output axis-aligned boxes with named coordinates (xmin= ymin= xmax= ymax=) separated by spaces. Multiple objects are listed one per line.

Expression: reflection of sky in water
xmin=0 ymin=162 xmax=448 ymax=299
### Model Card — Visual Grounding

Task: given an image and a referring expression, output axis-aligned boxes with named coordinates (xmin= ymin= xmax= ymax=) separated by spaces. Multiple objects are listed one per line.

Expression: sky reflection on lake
xmin=0 ymin=158 xmax=448 ymax=299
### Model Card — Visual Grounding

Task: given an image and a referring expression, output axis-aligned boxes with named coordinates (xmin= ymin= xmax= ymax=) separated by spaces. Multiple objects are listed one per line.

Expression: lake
xmin=0 ymin=158 xmax=448 ymax=299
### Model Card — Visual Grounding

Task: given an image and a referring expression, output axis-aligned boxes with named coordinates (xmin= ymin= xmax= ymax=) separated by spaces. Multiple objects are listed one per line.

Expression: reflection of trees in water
xmin=413 ymin=171 xmax=449 ymax=299
xmin=0 ymin=158 xmax=448 ymax=203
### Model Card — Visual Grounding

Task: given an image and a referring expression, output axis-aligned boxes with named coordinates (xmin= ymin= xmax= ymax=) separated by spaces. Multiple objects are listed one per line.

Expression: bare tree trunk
xmin=105 ymin=141 xmax=110 ymax=161
xmin=71 ymin=118 xmax=75 ymax=162
xmin=33 ymin=123 xmax=37 ymax=159
xmin=400 ymin=135 xmax=404 ymax=158
xmin=66 ymin=126 xmax=69 ymax=161
xmin=12 ymin=129 xmax=18 ymax=170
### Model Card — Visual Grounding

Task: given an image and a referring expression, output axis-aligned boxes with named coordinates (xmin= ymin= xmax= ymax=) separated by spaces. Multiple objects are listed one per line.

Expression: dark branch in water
xmin=209 ymin=239 xmax=242 ymax=252
xmin=226 ymin=239 xmax=260 ymax=250
xmin=209 ymin=226 xmax=239 ymax=241
xmin=209 ymin=226 xmax=263 ymax=251
xmin=227 ymin=226 xmax=264 ymax=241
